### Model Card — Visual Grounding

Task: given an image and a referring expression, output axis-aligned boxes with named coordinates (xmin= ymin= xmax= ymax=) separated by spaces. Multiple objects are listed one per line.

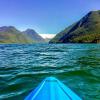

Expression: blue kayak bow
xmin=25 ymin=77 xmax=82 ymax=100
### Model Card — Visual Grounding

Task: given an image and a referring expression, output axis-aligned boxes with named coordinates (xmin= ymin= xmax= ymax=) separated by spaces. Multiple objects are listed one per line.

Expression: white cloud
xmin=39 ymin=34 xmax=56 ymax=39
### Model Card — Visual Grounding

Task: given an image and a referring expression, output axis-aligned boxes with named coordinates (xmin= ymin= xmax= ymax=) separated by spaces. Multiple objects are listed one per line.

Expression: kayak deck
xmin=25 ymin=77 xmax=82 ymax=100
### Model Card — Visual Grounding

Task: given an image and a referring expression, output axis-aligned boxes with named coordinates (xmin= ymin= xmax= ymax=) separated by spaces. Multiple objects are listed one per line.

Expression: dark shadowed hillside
xmin=50 ymin=10 xmax=100 ymax=43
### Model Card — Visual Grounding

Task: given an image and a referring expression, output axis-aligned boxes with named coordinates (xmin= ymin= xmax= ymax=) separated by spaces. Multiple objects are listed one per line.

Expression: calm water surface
xmin=0 ymin=44 xmax=100 ymax=100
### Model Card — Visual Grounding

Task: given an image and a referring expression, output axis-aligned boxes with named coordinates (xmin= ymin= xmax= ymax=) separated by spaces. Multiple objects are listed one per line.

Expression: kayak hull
xmin=25 ymin=77 xmax=82 ymax=100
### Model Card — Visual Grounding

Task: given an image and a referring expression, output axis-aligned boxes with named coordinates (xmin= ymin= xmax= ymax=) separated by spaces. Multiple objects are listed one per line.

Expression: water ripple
xmin=0 ymin=44 xmax=100 ymax=100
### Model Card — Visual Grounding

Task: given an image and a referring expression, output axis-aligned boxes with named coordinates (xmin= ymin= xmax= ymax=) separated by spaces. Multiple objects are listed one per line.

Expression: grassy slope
xmin=0 ymin=27 xmax=34 ymax=44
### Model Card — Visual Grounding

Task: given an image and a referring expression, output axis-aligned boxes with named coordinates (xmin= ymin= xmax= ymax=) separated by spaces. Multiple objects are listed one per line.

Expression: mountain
xmin=0 ymin=26 xmax=33 ymax=43
xmin=23 ymin=29 xmax=45 ymax=43
xmin=44 ymin=38 xmax=51 ymax=42
xmin=50 ymin=10 xmax=100 ymax=43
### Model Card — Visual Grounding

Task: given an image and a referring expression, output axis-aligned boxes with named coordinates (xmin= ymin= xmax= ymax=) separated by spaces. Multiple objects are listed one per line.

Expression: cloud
xmin=39 ymin=34 xmax=56 ymax=39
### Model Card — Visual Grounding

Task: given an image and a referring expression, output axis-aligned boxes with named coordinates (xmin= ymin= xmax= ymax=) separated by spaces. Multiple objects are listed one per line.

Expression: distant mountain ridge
xmin=23 ymin=29 xmax=45 ymax=43
xmin=50 ymin=10 xmax=100 ymax=43
xmin=0 ymin=26 xmax=45 ymax=43
xmin=0 ymin=26 xmax=33 ymax=43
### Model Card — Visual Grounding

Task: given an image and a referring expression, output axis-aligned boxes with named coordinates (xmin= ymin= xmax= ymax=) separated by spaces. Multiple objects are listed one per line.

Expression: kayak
xmin=25 ymin=77 xmax=82 ymax=100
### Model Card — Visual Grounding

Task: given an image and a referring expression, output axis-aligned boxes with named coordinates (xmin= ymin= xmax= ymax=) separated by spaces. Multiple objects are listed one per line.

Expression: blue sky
xmin=0 ymin=0 xmax=100 ymax=34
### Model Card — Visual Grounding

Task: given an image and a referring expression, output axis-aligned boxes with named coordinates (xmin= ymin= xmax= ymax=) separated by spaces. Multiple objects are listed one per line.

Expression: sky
xmin=0 ymin=0 xmax=100 ymax=35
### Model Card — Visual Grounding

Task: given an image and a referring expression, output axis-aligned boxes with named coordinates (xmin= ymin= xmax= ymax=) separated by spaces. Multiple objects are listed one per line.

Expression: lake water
xmin=0 ymin=44 xmax=100 ymax=100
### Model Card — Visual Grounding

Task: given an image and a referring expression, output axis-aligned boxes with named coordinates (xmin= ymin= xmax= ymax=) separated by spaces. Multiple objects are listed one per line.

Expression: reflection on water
xmin=0 ymin=44 xmax=100 ymax=100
